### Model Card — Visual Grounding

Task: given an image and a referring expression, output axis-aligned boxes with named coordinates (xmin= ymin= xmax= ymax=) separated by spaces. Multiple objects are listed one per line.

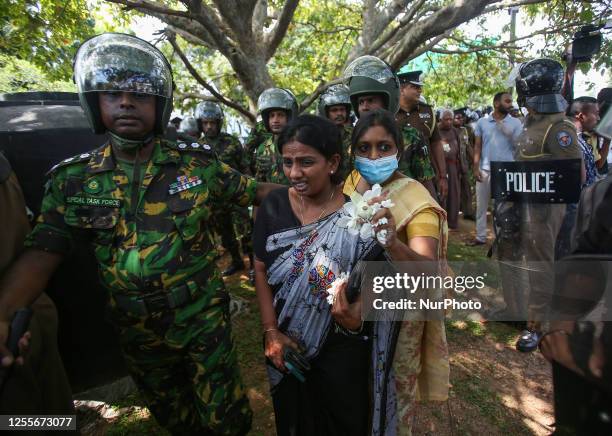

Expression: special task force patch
xmin=557 ymin=131 xmax=573 ymax=148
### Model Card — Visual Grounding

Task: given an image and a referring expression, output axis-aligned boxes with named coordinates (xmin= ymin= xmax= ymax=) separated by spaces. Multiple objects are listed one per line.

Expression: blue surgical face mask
xmin=354 ymin=154 xmax=398 ymax=185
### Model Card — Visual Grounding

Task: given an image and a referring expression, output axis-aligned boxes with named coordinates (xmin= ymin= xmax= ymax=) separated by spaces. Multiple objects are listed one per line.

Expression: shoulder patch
xmin=556 ymin=130 xmax=573 ymax=148
xmin=46 ymin=152 xmax=93 ymax=176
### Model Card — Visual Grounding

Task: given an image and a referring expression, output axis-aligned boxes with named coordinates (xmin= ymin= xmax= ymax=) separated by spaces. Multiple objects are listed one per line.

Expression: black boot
xmin=223 ymin=247 xmax=245 ymax=276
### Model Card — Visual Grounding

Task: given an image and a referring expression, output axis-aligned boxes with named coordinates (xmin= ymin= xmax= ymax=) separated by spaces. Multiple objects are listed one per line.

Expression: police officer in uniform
xmin=318 ymin=84 xmax=353 ymax=176
xmin=250 ymin=88 xmax=297 ymax=184
xmin=0 ymin=33 xmax=280 ymax=435
xmin=195 ymin=101 xmax=251 ymax=276
xmin=396 ymin=68 xmax=448 ymax=201
xmin=513 ymin=58 xmax=583 ymax=352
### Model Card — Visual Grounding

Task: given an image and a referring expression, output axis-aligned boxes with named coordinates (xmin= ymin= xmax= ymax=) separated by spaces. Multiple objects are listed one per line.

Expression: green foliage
xmin=269 ymin=0 xmax=361 ymax=108
xmin=0 ymin=54 xmax=75 ymax=93
xmin=522 ymin=0 xmax=612 ymax=72
xmin=420 ymin=50 xmax=511 ymax=108
xmin=0 ymin=0 xmax=99 ymax=81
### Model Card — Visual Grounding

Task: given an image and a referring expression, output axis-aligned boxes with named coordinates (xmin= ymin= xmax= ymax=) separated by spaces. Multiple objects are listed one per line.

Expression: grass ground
xmin=88 ymin=216 xmax=554 ymax=435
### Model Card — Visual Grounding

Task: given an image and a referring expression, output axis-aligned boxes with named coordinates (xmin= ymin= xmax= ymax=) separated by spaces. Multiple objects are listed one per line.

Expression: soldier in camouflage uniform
xmin=343 ymin=56 xmax=431 ymax=188
xmin=244 ymin=120 xmax=271 ymax=176
xmin=251 ymin=88 xmax=298 ymax=185
xmin=0 ymin=33 xmax=279 ymax=435
xmin=195 ymin=101 xmax=251 ymax=276
xmin=318 ymin=84 xmax=353 ymax=177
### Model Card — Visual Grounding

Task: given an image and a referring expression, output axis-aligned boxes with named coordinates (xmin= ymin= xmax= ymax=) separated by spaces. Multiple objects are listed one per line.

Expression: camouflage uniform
xmin=244 ymin=121 xmax=271 ymax=176
xmin=397 ymin=123 xmax=432 ymax=181
xmin=206 ymin=132 xmax=251 ymax=267
xmin=396 ymin=105 xmax=437 ymax=182
xmin=25 ymin=138 xmax=255 ymax=435
xmin=340 ymin=124 xmax=353 ymax=177
xmin=253 ymin=135 xmax=289 ymax=185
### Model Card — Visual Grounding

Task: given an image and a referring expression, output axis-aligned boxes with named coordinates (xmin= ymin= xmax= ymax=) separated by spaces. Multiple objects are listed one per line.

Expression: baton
xmin=0 ymin=308 xmax=33 ymax=393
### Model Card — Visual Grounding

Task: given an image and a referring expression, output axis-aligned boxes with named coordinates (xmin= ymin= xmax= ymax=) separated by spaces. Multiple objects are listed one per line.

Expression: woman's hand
xmin=264 ymin=329 xmax=299 ymax=372
xmin=368 ymin=193 xmax=397 ymax=249
xmin=331 ymin=281 xmax=362 ymax=331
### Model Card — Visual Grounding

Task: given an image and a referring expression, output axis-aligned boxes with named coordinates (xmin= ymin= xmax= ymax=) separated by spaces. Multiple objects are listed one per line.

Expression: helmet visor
xmin=343 ymin=56 xmax=395 ymax=85
xmin=74 ymin=33 xmax=172 ymax=98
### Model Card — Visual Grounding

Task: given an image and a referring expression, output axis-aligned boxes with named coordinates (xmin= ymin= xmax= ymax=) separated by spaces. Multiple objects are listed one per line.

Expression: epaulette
xmin=167 ymin=139 xmax=214 ymax=154
xmin=46 ymin=151 xmax=94 ymax=176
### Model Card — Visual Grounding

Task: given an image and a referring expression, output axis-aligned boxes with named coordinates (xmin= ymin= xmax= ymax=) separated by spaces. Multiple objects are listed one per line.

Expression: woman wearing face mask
xmin=254 ymin=115 xmax=378 ymax=435
xmin=344 ymin=109 xmax=450 ymax=435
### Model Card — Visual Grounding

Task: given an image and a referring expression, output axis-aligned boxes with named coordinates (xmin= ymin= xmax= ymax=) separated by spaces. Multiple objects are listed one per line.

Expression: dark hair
xmin=493 ymin=91 xmax=510 ymax=105
xmin=351 ymin=109 xmax=404 ymax=155
xmin=597 ymin=88 xmax=612 ymax=118
xmin=276 ymin=114 xmax=343 ymax=184
xmin=568 ymin=96 xmax=598 ymax=116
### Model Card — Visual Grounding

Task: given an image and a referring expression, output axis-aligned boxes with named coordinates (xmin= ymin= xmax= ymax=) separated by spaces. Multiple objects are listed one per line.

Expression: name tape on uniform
xmin=490 ymin=159 xmax=581 ymax=204
xmin=66 ymin=196 xmax=121 ymax=208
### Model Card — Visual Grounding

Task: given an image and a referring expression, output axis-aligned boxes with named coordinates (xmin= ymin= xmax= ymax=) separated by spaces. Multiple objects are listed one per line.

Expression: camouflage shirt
xmin=244 ymin=121 xmax=272 ymax=175
xmin=397 ymin=123 xmax=435 ymax=181
xmin=25 ymin=138 xmax=257 ymax=296
xmin=203 ymin=132 xmax=245 ymax=173
xmin=340 ymin=124 xmax=353 ymax=176
xmin=253 ymin=135 xmax=288 ymax=185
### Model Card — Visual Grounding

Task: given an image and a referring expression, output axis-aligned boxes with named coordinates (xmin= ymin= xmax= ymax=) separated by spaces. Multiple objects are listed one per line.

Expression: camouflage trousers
xmin=112 ymin=271 xmax=252 ymax=435
xmin=212 ymin=207 xmax=252 ymax=264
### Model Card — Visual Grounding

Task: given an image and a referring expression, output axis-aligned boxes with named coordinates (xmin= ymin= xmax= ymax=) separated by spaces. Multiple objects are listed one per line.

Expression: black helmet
xmin=342 ymin=55 xmax=400 ymax=117
xmin=73 ymin=33 xmax=173 ymax=134
xmin=515 ymin=58 xmax=567 ymax=113
xmin=317 ymin=84 xmax=351 ymax=118
xmin=257 ymin=88 xmax=298 ymax=132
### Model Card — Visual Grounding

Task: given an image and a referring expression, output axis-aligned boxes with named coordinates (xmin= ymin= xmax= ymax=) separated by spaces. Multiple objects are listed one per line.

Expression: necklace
xmin=298 ymin=187 xmax=336 ymax=225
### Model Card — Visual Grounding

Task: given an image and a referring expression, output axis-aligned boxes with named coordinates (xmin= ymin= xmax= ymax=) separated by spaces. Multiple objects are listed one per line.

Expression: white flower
xmin=442 ymin=142 xmax=451 ymax=153
xmin=326 ymin=272 xmax=350 ymax=305
xmin=336 ymin=185 xmax=395 ymax=239
xmin=376 ymin=229 xmax=388 ymax=245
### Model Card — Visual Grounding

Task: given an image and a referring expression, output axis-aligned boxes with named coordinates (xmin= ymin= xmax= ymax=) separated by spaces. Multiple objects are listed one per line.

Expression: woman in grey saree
xmin=254 ymin=115 xmax=398 ymax=435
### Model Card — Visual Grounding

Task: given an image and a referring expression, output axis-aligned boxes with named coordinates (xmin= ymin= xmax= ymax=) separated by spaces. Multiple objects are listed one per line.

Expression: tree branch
xmin=167 ymin=33 xmax=255 ymax=122
xmin=367 ymin=0 xmax=428 ymax=57
xmin=264 ymin=0 xmax=300 ymax=60
xmin=106 ymin=0 xmax=191 ymax=18
xmin=438 ymin=20 xmax=587 ymax=55
xmin=298 ymin=78 xmax=343 ymax=113
xmin=482 ymin=0 xmax=547 ymax=15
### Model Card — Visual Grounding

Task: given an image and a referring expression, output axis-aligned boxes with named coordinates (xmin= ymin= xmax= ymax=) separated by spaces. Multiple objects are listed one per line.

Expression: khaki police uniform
xmin=515 ymin=112 xmax=582 ymax=324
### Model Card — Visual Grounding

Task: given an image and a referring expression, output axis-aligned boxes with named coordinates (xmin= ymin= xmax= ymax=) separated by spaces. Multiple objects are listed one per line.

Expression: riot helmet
xmin=178 ymin=116 xmax=199 ymax=136
xmin=317 ymin=84 xmax=351 ymax=118
xmin=195 ymin=101 xmax=224 ymax=135
xmin=515 ymin=58 xmax=567 ymax=113
xmin=257 ymin=88 xmax=298 ymax=132
xmin=195 ymin=101 xmax=224 ymax=124
xmin=342 ymin=55 xmax=400 ymax=116
xmin=74 ymin=33 xmax=173 ymax=135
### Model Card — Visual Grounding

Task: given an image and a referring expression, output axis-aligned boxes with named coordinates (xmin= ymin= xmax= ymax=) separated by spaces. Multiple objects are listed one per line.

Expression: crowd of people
xmin=0 ymin=31 xmax=610 ymax=436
